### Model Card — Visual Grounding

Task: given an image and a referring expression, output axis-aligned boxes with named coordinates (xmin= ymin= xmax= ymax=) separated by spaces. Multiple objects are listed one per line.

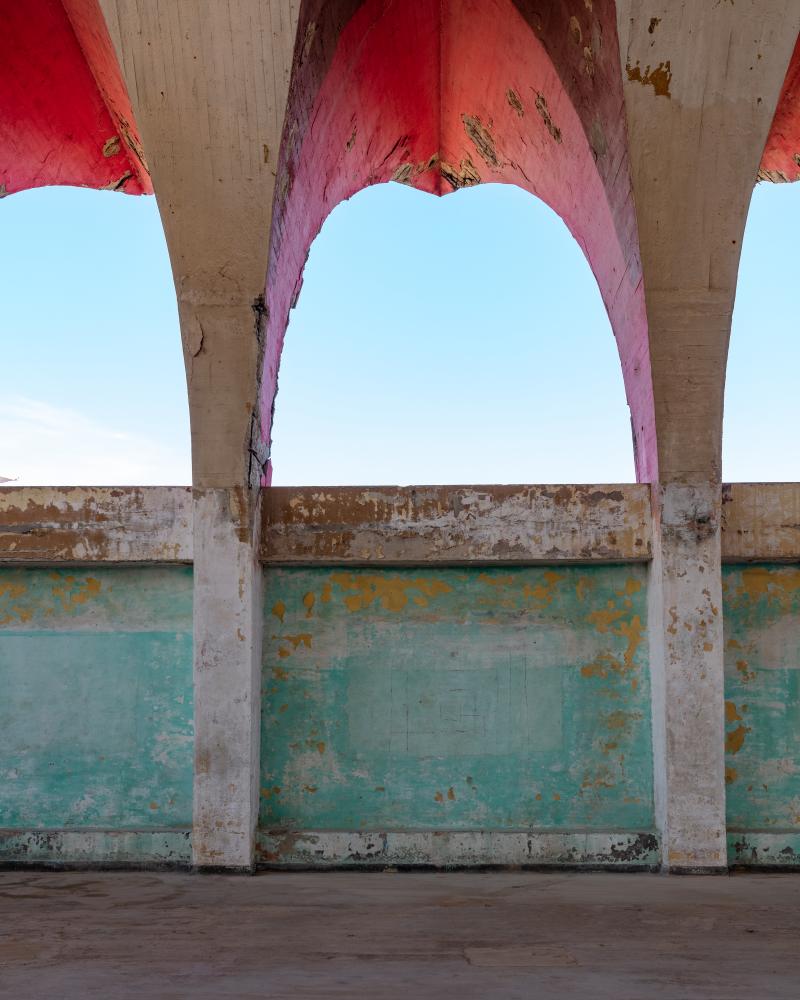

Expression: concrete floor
xmin=0 ymin=871 xmax=798 ymax=999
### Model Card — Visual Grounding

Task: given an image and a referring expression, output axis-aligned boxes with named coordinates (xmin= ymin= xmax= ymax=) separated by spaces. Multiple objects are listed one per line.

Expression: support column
xmin=192 ymin=488 xmax=262 ymax=871
xmin=97 ymin=1 xmax=299 ymax=870
xmin=648 ymin=482 xmax=726 ymax=872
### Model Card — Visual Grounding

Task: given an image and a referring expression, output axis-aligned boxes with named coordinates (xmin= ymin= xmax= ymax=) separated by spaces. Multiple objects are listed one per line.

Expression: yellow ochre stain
xmin=331 ymin=572 xmax=452 ymax=613
xmin=277 ymin=633 xmax=312 ymax=658
xmin=626 ymin=60 xmax=672 ymax=97
xmin=321 ymin=582 xmax=332 ymax=603
xmin=522 ymin=571 xmax=563 ymax=608
xmin=580 ymin=651 xmax=624 ymax=680
xmin=50 ymin=575 xmax=102 ymax=612
xmin=726 ymin=724 xmax=751 ymax=756
xmin=316 ymin=741 xmax=326 ymax=754
xmin=575 ymin=577 xmax=593 ymax=601
xmin=303 ymin=592 xmax=315 ymax=617
xmin=272 ymin=600 xmax=286 ymax=622
xmin=725 ymin=701 xmax=743 ymax=724
xmin=736 ymin=567 xmax=800 ymax=608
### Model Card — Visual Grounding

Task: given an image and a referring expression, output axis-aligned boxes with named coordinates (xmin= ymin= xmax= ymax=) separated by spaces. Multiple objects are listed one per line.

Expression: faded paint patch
xmin=260 ymin=566 xmax=653 ymax=840
xmin=0 ymin=566 xmax=193 ymax=834
xmin=724 ymin=564 xmax=800 ymax=844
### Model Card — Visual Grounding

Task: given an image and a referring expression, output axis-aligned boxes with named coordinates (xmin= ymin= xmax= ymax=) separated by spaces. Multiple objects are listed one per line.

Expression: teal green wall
xmin=723 ymin=564 xmax=800 ymax=865
xmin=0 ymin=567 xmax=193 ymax=845
xmin=260 ymin=566 xmax=654 ymax=836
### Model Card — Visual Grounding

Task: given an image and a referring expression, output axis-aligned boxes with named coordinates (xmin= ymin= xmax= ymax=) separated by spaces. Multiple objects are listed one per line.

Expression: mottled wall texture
xmin=259 ymin=565 xmax=657 ymax=867
xmin=724 ymin=565 xmax=800 ymax=867
xmin=0 ymin=567 xmax=193 ymax=866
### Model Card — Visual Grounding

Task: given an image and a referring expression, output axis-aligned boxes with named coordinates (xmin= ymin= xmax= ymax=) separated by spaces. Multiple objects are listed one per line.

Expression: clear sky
xmin=1 ymin=180 xmax=798 ymax=486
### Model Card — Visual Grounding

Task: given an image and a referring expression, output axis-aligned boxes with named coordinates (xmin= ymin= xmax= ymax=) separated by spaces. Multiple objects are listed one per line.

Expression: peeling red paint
xmin=261 ymin=0 xmax=656 ymax=485
xmin=760 ymin=33 xmax=800 ymax=183
xmin=0 ymin=0 xmax=151 ymax=196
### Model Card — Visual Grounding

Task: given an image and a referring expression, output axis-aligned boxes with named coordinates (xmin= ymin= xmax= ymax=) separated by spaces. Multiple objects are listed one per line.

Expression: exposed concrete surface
xmin=262 ymin=485 xmax=651 ymax=564
xmin=1 ymin=871 xmax=798 ymax=999
xmin=648 ymin=482 xmax=726 ymax=871
xmin=192 ymin=488 xmax=263 ymax=869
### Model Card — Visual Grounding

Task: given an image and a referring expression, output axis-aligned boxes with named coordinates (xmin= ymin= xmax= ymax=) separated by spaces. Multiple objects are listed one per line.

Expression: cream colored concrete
xmin=262 ymin=485 xmax=652 ymax=564
xmin=648 ymin=482 xmax=726 ymax=872
xmin=99 ymin=0 xmax=299 ymax=488
xmin=617 ymin=1 xmax=800 ymax=482
xmin=192 ymin=487 xmax=263 ymax=870
xmin=0 ymin=486 xmax=192 ymax=563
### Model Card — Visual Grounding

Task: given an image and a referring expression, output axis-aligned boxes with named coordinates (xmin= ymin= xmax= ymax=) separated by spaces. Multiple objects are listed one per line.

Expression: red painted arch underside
xmin=0 ymin=0 xmax=151 ymax=197
xmin=263 ymin=0 xmax=656 ymax=483
xmin=760 ymin=33 xmax=800 ymax=183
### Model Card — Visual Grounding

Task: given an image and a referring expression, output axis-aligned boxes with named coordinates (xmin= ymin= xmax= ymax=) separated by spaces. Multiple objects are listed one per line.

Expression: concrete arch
xmin=263 ymin=0 xmax=655 ymax=483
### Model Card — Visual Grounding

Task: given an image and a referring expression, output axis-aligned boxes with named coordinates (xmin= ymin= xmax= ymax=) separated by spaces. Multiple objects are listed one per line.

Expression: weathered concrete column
xmin=616 ymin=1 xmax=800 ymax=871
xmin=648 ymin=482 xmax=726 ymax=872
xmin=192 ymin=488 xmax=262 ymax=870
xmin=98 ymin=1 xmax=300 ymax=869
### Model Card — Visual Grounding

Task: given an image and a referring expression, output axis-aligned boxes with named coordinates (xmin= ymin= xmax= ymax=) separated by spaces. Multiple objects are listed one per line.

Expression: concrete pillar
xmin=648 ymin=482 xmax=727 ymax=872
xmin=192 ymin=488 xmax=262 ymax=871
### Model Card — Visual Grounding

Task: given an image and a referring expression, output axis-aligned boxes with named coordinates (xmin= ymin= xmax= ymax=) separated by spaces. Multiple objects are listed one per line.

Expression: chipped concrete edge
xmin=727 ymin=831 xmax=800 ymax=868
xmin=261 ymin=485 xmax=653 ymax=564
xmin=0 ymin=487 xmax=193 ymax=564
xmin=255 ymin=829 xmax=661 ymax=869
xmin=3 ymin=484 xmax=800 ymax=566
xmin=0 ymin=828 xmax=192 ymax=867
xmin=722 ymin=484 xmax=800 ymax=562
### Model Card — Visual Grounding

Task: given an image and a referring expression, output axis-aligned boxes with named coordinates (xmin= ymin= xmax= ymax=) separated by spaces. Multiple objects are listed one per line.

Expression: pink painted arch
xmin=261 ymin=0 xmax=656 ymax=484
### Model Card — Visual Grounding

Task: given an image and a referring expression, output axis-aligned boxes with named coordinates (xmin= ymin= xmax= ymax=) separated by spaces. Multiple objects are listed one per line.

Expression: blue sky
xmin=1 ymin=180 xmax=798 ymax=485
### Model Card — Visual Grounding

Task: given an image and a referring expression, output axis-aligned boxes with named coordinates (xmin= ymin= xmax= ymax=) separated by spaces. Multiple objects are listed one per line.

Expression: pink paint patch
xmin=260 ymin=0 xmax=656 ymax=483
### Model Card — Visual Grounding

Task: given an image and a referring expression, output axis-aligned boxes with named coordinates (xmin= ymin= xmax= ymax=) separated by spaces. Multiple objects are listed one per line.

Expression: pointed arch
xmin=263 ymin=0 xmax=655 ymax=482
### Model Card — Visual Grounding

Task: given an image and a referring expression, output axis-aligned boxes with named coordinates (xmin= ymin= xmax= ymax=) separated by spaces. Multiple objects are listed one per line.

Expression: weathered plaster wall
xmin=0 ymin=566 xmax=193 ymax=867
xmin=259 ymin=564 xmax=656 ymax=868
xmin=723 ymin=564 xmax=800 ymax=868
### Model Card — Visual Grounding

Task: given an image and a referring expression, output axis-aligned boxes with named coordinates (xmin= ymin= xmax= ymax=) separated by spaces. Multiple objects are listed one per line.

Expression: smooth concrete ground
xmin=0 ymin=870 xmax=798 ymax=999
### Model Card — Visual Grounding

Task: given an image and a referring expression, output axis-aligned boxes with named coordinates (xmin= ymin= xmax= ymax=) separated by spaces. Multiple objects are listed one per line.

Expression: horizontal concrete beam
xmin=721 ymin=484 xmax=800 ymax=562
xmin=4 ymin=484 xmax=800 ymax=566
xmin=261 ymin=486 xmax=653 ymax=564
xmin=0 ymin=487 xmax=192 ymax=564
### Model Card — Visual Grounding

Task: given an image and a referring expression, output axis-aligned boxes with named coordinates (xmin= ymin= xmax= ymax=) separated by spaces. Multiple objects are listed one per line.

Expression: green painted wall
xmin=261 ymin=566 xmax=654 ymax=836
xmin=723 ymin=564 xmax=800 ymax=865
xmin=0 ymin=567 xmax=193 ymax=846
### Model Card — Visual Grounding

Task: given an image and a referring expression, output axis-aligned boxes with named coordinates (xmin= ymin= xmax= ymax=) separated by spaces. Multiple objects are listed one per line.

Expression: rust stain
xmin=725 ymin=701 xmax=743 ymax=724
xmin=725 ymin=766 xmax=738 ymax=785
xmin=736 ymin=567 xmax=800 ymax=608
xmin=626 ymin=61 xmax=672 ymax=98
xmin=331 ymin=572 xmax=452 ymax=613
xmin=303 ymin=591 xmax=315 ymax=617
xmin=521 ymin=571 xmax=563 ymax=607
xmin=726 ymin=724 xmax=751 ymax=756
xmin=272 ymin=600 xmax=286 ymax=622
